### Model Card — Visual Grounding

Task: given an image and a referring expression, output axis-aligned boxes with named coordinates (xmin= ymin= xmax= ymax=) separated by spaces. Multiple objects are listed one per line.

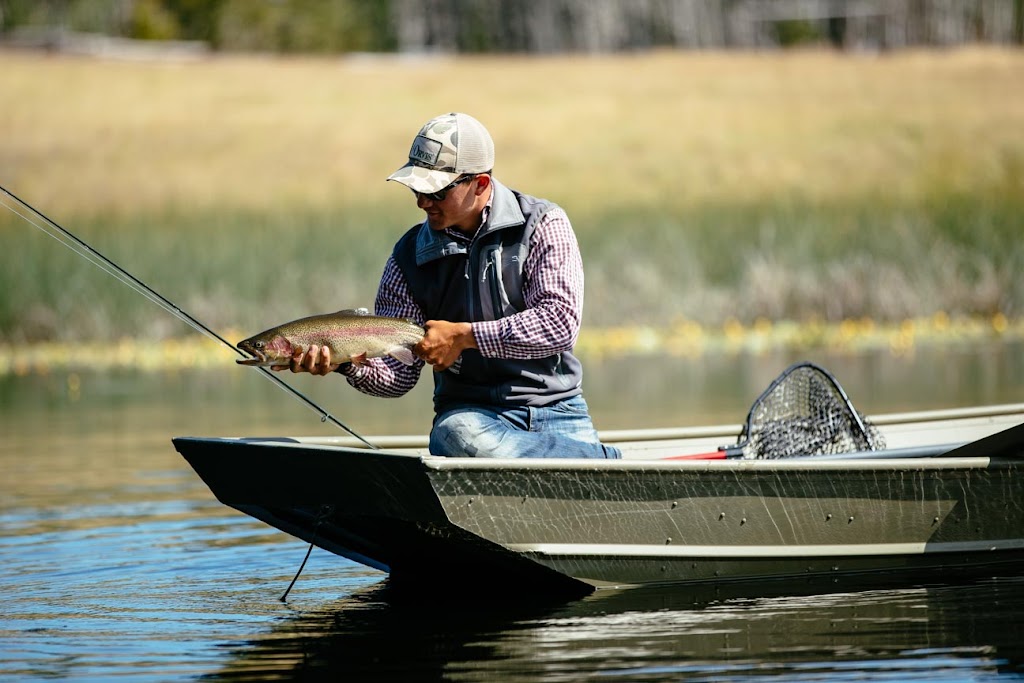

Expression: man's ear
xmin=474 ymin=173 xmax=491 ymax=195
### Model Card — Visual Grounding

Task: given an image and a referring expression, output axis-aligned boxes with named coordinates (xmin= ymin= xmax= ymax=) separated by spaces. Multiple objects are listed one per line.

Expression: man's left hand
xmin=415 ymin=320 xmax=477 ymax=372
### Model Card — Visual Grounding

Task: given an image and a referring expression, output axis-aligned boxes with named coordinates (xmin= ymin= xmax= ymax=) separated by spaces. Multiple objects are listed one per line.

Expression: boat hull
xmin=174 ymin=432 xmax=1024 ymax=596
xmin=427 ymin=457 xmax=1024 ymax=588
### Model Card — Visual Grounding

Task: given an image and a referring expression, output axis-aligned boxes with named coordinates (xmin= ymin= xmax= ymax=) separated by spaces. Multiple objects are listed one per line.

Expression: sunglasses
xmin=413 ymin=174 xmax=475 ymax=202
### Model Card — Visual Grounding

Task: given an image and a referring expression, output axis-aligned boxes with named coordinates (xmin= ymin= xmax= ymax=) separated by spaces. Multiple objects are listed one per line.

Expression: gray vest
xmin=392 ymin=180 xmax=584 ymax=411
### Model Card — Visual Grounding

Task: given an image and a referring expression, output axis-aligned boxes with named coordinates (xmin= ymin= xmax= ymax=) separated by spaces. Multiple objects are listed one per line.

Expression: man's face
xmin=414 ymin=174 xmax=490 ymax=234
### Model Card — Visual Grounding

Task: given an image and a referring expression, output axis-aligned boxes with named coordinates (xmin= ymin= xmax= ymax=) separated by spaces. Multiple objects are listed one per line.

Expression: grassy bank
xmin=4 ymin=196 xmax=1021 ymax=342
xmin=4 ymin=312 xmax=1020 ymax=377
xmin=2 ymin=48 xmax=1022 ymax=342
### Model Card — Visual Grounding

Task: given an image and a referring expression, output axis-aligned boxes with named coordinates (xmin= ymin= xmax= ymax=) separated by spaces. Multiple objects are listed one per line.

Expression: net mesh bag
xmin=725 ymin=362 xmax=885 ymax=459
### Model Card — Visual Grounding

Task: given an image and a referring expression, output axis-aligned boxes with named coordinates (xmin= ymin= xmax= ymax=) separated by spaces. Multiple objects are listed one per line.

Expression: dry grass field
xmin=3 ymin=47 xmax=1022 ymax=215
xmin=2 ymin=46 xmax=1022 ymax=351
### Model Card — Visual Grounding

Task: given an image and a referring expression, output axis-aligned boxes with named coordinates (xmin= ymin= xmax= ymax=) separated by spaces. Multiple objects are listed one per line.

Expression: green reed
xmin=3 ymin=190 xmax=1020 ymax=343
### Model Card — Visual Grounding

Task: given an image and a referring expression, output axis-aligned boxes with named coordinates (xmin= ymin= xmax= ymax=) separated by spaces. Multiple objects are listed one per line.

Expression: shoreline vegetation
xmin=2 ymin=313 xmax=1020 ymax=377
xmin=2 ymin=48 xmax=1022 ymax=356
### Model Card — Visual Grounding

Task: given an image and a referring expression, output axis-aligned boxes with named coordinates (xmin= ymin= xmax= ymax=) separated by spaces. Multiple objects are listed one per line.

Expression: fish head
xmin=236 ymin=333 xmax=295 ymax=366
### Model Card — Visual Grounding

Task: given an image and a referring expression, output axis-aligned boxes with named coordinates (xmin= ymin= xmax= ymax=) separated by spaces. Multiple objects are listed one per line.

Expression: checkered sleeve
xmin=472 ymin=207 xmax=584 ymax=359
xmin=338 ymin=255 xmax=425 ymax=397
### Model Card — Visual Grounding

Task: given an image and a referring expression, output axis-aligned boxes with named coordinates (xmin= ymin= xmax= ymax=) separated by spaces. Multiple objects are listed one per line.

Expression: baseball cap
xmin=387 ymin=112 xmax=495 ymax=194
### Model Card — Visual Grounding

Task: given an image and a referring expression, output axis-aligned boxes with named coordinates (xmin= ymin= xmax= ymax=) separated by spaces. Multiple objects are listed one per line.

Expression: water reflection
xmin=210 ymin=578 xmax=1024 ymax=681
xmin=3 ymin=340 xmax=1022 ymax=441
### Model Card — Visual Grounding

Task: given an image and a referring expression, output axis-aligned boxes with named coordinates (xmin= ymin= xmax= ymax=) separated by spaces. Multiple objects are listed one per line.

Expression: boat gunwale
xmin=181 ymin=402 xmax=1024 ymax=451
xmin=172 ymin=435 xmax=1015 ymax=472
xmin=420 ymin=454 xmax=1012 ymax=472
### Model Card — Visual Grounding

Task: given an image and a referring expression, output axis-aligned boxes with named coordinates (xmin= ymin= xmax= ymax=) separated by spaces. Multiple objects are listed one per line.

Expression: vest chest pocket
xmin=477 ymin=241 xmax=526 ymax=321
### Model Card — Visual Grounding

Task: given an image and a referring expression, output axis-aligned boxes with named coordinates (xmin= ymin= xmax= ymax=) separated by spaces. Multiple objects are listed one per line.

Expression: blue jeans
xmin=429 ymin=396 xmax=621 ymax=459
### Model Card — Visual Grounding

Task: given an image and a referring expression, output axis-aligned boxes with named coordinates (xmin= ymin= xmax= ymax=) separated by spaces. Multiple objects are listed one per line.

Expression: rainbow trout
xmin=236 ymin=308 xmax=424 ymax=367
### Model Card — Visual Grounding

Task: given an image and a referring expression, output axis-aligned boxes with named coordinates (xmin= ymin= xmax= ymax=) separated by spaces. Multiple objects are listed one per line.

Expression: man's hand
xmin=415 ymin=320 xmax=477 ymax=372
xmin=272 ymin=345 xmax=341 ymax=376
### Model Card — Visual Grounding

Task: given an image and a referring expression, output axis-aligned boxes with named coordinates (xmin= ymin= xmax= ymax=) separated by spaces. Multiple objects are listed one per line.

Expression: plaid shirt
xmin=342 ymin=204 xmax=584 ymax=398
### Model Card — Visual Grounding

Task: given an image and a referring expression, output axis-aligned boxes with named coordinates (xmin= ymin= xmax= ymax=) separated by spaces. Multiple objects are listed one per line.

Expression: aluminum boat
xmin=174 ymin=403 xmax=1024 ymax=598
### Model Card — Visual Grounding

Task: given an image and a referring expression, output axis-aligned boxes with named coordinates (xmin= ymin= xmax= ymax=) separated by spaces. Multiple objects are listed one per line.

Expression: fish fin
xmin=350 ymin=352 xmax=368 ymax=367
xmin=389 ymin=347 xmax=418 ymax=366
xmin=337 ymin=307 xmax=371 ymax=316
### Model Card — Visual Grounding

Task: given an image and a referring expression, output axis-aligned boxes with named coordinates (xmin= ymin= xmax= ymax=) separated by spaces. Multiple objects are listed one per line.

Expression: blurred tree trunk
xmin=1017 ymin=0 xmax=1024 ymax=42
xmin=3 ymin=0 xmax=1021 ymax=53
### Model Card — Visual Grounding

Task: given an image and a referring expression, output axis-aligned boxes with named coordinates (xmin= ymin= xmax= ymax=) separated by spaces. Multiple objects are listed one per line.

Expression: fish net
xmin=723 ymin=362 xmax=885 ymax=459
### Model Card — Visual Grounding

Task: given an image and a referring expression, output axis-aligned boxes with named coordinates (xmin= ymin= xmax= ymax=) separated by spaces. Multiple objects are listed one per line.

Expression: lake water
xmin=2 ymin=343 xmax=1023 ymax=681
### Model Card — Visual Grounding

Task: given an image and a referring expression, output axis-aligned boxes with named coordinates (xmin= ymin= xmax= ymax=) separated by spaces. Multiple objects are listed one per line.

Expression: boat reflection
xmin=208 ymin=576 xmax=1024 ymax=681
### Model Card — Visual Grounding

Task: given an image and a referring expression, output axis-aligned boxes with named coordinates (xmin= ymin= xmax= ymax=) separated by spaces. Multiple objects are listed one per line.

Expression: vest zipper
xmin=483 ymin=252 xmax=503 ymax=319
xmin=464 ymin=252 xmax=477 ymax=321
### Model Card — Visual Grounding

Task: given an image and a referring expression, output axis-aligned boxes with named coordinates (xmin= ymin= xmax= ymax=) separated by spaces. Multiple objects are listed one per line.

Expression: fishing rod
xmin=0 ymin=184 xmax=379 ymax=450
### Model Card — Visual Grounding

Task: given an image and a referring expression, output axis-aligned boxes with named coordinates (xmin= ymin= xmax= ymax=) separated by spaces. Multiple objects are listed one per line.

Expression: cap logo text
xmin=409 ymin=136 xmax=442 ymax=167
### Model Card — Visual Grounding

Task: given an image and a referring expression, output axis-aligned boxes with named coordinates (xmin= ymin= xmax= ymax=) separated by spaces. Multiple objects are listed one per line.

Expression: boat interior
xmin=230 ymin=403 xmax=1024 ymax=461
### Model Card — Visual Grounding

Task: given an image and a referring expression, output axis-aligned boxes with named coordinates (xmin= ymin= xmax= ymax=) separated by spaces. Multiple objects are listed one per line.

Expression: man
xmin=280 ymin=112 xmax=619 ymax=459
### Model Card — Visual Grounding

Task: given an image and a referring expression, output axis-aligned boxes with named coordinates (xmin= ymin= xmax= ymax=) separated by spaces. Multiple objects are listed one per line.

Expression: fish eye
xmin=254 ymin=340 xmax=265 ymax=349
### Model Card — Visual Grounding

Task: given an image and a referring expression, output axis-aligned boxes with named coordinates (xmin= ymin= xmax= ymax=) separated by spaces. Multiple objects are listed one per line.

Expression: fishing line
xmin=279 ymin=504 xmax=334 ymax=602
xmin=1 ymin=184 xmax=379 ymax=450
xmin=280 ymin=541 xmax=316 ymax=603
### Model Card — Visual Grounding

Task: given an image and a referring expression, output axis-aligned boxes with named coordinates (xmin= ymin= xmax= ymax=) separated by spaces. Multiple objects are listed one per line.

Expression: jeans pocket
xmin=551 ymin=396 xmax=590 ymax=416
